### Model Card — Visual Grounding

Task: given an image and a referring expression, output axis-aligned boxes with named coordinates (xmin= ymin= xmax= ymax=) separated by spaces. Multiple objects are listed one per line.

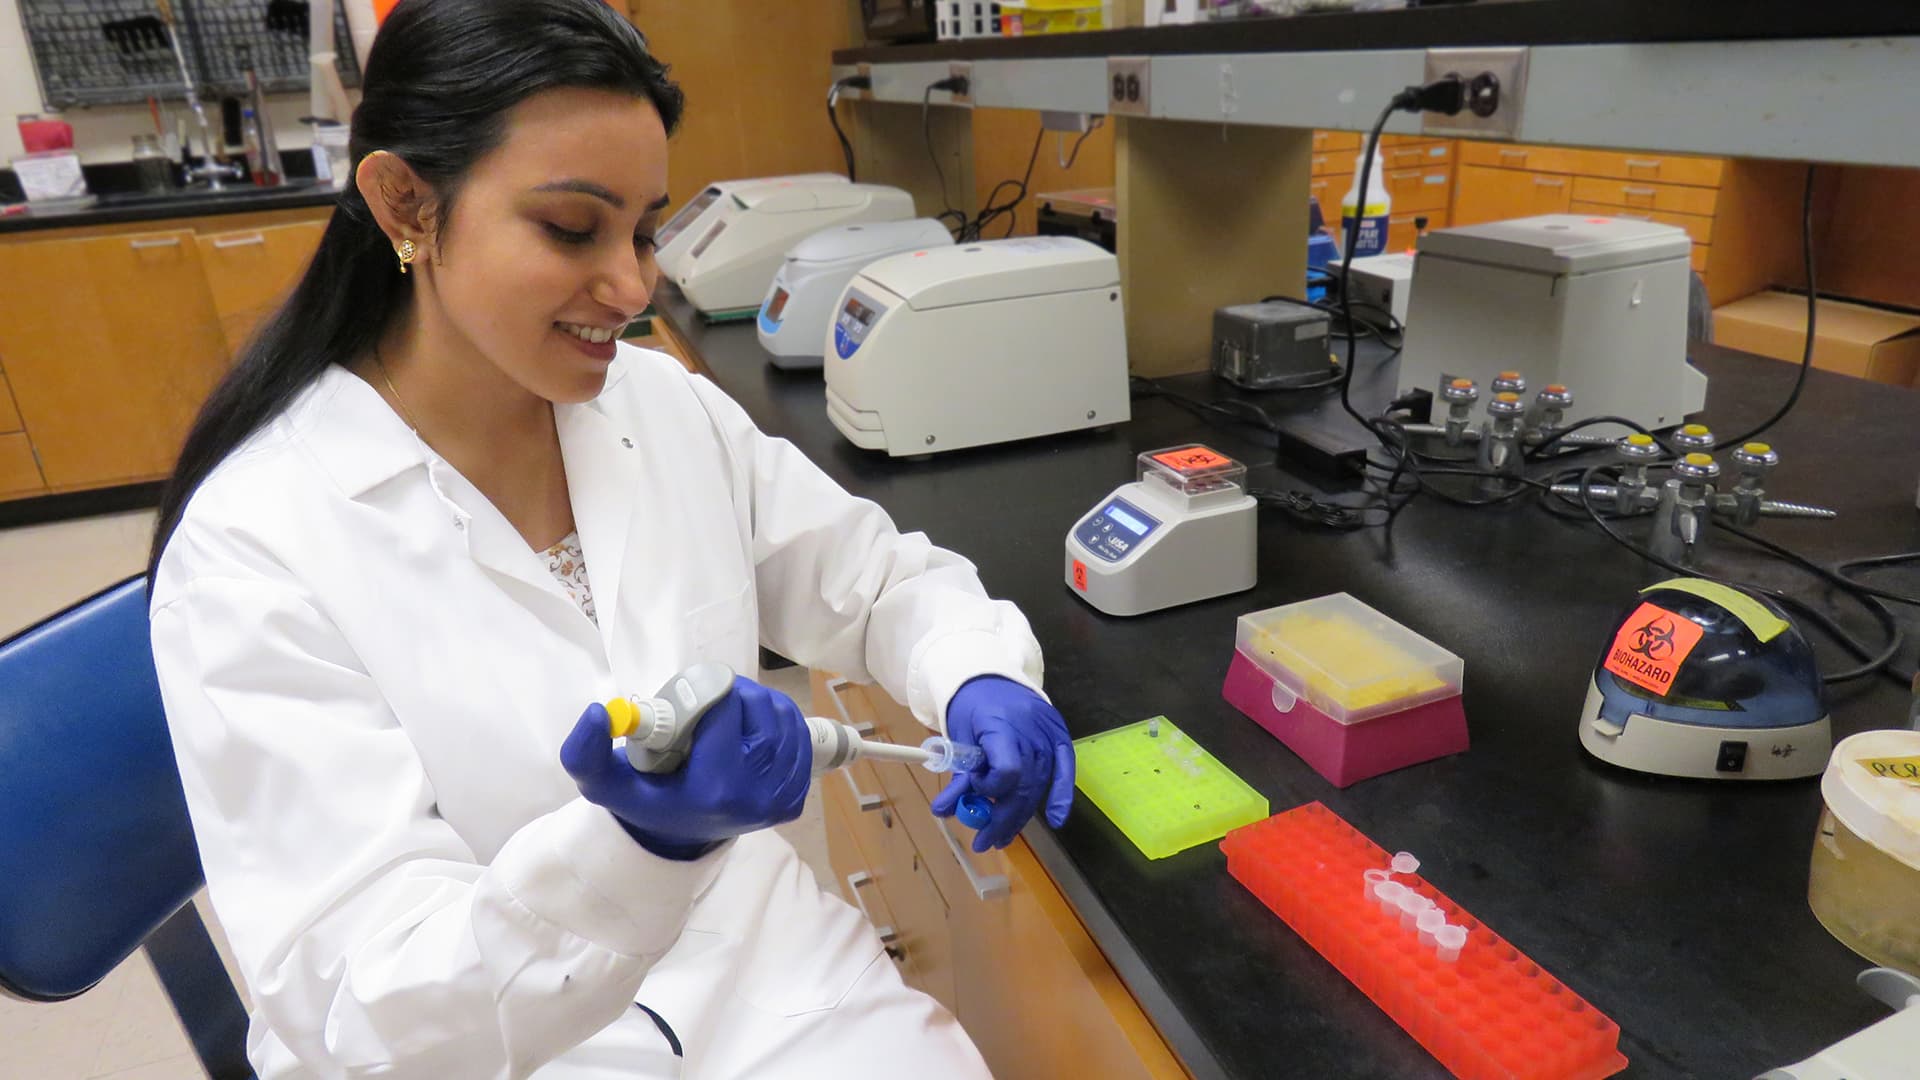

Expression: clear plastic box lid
xmin=1234 ymin=593 xmax=1464 ymax=725
xmin=1137 ymin=444 xmax=1246 ymax=506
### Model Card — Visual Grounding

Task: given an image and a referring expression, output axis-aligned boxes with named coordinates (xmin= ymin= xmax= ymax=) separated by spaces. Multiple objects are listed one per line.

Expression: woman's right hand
xmin=559 ymin=676 xmax=812 ymax=860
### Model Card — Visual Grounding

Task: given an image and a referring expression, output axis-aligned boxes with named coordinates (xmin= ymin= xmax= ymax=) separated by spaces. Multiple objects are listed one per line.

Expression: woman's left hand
xmin=930 ymin=676 xmax=1075 ymax=852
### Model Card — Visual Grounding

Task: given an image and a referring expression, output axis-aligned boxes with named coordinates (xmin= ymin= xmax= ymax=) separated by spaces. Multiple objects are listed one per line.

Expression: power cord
xmin=964 ymin=123 xmax=1045 ymax=241
xmin=826 ymin=74 xmax=871 ymax=182
xmin=1717 ymin=164 xmax=1818 ymax=449
xmin=922 ymin=77 xmax=971 ymax=235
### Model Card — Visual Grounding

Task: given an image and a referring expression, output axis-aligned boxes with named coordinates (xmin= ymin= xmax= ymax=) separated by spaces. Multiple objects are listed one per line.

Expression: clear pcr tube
xmin=920 ymin=736 xmax=986 ymax=774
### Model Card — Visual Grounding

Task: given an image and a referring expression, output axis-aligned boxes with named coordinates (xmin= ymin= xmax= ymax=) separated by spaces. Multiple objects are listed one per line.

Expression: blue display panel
xmin=833 ymin=289 xmax=886 ymax=359
xmin=1074 ymin=497 xmax=1161 ymax=562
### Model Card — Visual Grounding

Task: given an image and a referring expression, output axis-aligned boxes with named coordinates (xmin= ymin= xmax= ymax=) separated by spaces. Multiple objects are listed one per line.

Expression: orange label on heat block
xmin=1151 ymin=447 xmax=1231 ymax=473
xmin=1602 ymin=602 xmax=1705 ymax=696
xmin=1072 ymin=560 xmax=1089 ymax=592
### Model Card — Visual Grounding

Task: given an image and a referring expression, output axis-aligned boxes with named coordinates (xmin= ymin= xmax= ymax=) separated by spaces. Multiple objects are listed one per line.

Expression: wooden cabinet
xmin=1452 ymin=164 xmax=1572 ymax=225
xmin=0 ymin=228 xmax=228 ymax=493
xmin=0 ymin=206 xmax=330 ymax=504
xmin=196 ymin=221 xmax=329 ymax=358
xmin=812 ymin=672 xmax=1186 ymax=1080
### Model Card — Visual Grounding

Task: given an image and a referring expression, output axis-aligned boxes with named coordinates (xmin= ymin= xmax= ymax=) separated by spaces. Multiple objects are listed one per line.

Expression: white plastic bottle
xmin=1340 ymin=150 xmax=1392 ymax=259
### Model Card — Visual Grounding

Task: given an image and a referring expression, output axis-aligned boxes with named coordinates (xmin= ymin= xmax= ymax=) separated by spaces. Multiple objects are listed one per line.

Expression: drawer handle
xmin=1532 ymin=178 xmax=1566 ymax=188
xmin=823 ymin=676 xmax=875 ymax=737
xmin=1624 ymin=158 xmax=1662 ymax=170
xmin=935 ymin=812 xmax=1010 ymax=901
xmin=837 ymin=764 xmax=886 ymax=812
xmin=1497 ymin=149 xmax=1528 ymax=160
xmin=129 ymin=237 xmax=181 ymax=250
xmin=212 ymin=233 xmax=266 ymax=249
xmin=1623 ymin=186 xmax=1657 ymax=198
xmin=844 ymin=872 xmax=899 ymax=945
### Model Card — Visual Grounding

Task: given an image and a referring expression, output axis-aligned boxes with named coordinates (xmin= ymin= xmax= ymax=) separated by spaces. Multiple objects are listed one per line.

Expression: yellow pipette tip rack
xmin=1074 ymin=717 xmax=1268 ymax=860
xmin=1234 ymin=593 xmax=1463 ymax=725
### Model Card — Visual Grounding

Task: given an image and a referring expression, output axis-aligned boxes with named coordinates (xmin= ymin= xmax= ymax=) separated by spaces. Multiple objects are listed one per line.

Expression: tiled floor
xmin=0 ymin=508 xmax=831 ymax=1078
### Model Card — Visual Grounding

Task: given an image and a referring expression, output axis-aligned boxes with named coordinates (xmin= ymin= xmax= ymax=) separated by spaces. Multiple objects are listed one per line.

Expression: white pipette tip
xmin=1417 ymin=909 xmax=1446 ymax=946
xmin=1435 ymin=924 xmax=1468 ymax=963
xmin=1391 ymin=851 xmax=1420 ymax=875
xmin=918 ymin=736 xmax=985 ymax=774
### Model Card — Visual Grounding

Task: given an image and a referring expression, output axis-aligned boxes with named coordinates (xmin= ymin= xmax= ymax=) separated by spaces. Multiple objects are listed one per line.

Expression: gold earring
xmin=396 ymin=238 xmax=417 ymax=274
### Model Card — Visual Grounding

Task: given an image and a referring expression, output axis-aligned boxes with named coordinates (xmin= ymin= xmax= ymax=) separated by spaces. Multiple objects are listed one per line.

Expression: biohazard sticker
xmin=1603 ymin=602 xmax=1705 ymax=696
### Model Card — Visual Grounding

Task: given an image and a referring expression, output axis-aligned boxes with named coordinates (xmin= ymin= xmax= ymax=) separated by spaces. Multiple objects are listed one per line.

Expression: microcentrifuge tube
xmin=1363 ymin=868 xmax=1390 ymax=903
xmin=1373 ymin=880 xmax=1407 ymax=916
xmin=1390 ymin=851 xmax=1420 ymax=875
xmin=1435 ymin=924 xmax=1468 ymax=963
xmin=918 ymin=736 xmax=985 ymax=774
xmin=1416 ymin=909 xmax=1446 ymax=946
xmin=1396 ymin=891 xmax=1425 ymax=931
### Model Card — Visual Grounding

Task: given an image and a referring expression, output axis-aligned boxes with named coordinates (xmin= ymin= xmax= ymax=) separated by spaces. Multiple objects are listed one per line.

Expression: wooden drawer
xmin=196 ymin=221 xmax=327 ymax=359
xmin=1385 ymin=165 xmax=1453 ymax=214
xmin=1459 ymin=141 xmax=1587 ymax=175
xmin=1571 ymin=176 xmax=1718 ymax=217
xmin=0 ymin=432 xmax=46 ymax=497
xmin=1310 ymin=153 xmax=1348 ymax=177
xmin=1379 ymin=133 xmax=1447 ymax=149
xmin=1453 ymin=165 xmax=1571 ymax=227
xmin=824 ymin=806 xmax=919 ymax=989
xmin=1568 ymin=148 xmax=1723 ymax=188
xmin=1569 ymin=200 xmax=1715 ymax=245
xmin=0 ymin=369 xmax=21 ymax=432
xmin=1382 ymin=141 xmax=1451 ymax=170
xmin=1312 ymin=130 xmax=1361 ymax=153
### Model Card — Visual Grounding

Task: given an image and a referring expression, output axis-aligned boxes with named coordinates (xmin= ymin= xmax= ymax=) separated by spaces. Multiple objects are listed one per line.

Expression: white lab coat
xmin=149 ymin=344 xmax=1040 ymax=1079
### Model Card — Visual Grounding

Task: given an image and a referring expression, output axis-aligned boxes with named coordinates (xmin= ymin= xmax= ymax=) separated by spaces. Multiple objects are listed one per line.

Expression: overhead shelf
xmin=833 ymin=4 xmax=1920 ymax=168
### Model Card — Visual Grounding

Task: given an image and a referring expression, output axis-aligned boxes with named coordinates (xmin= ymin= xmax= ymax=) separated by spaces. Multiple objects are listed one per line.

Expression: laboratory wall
xmin=623 ymin=0 xmax=866 ymax=216
xmin=1815 ymin=166 xmax=1920 ymax=312
xmin=1 ymin=0 xmax=379 ymax=163
xmin=971 ymin=107 xmax=1117 ymax=238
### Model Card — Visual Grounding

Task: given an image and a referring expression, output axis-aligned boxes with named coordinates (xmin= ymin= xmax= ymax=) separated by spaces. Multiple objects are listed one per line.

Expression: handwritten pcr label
xmin=1859 ymin=756 xmax=1920 ymax=783
xmin=1602 ymin=603 xmax=1704 ymax=696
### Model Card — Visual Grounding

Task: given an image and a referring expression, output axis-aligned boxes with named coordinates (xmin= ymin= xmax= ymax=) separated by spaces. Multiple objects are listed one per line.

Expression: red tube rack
xmin=1221 ymin=803 xmax=1628 ymax=1080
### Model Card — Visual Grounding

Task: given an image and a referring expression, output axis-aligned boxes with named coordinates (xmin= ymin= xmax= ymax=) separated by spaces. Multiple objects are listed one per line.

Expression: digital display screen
xmin=690 ymin=219 xmax=728 ymax=258
xmin=657 ymin=187 xmax=719 ymax=247
xmin=843 ymin=296 xmax=876 ymax=329
xmin=765 ymin=287 xmax=790 ymax=322
xmin=1106 ymin=503 xmax=1149 ymax=535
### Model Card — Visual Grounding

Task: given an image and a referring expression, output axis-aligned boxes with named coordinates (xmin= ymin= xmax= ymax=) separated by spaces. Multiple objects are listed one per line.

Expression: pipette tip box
xmin=1073 ymin=716 xmax=1268 ymax=859
xmin=1221 ymin=803 xmax=1628 ymax=1080
xmin=1223 ymin=593 xmax=1467 ymax=787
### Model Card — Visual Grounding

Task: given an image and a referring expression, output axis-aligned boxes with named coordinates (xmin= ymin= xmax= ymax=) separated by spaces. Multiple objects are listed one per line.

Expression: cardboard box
xmin=1714 ymin=290 xmax=1920 ymax=386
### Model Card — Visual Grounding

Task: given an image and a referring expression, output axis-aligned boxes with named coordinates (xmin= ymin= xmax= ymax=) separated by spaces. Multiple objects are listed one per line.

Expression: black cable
xmin=922 ymin=82 xmax=968 ymax=234
xmin=1717 ymin=164 xmax=1818 ymax=449
xmin=1059 ymin=117 xmax=1103 ymax=171
xmin=826 ymin=76 xmax=869 ymax=182
xmin=964 ymin=123 xmax=1045 ymax=242
xmin=1834 ymin=551 xmax=1920 ymax=607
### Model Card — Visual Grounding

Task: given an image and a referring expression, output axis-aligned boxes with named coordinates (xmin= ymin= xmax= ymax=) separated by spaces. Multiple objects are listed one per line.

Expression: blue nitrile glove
xmin=560 ymin=676 xmax=812 ymax=861
xmin=930 ymin=675 xmax=1075 ymax=852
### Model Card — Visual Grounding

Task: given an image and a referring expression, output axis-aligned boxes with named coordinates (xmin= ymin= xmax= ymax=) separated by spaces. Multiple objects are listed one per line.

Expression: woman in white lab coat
xmin=144 ymin=1 xmax=1074 ymax=1076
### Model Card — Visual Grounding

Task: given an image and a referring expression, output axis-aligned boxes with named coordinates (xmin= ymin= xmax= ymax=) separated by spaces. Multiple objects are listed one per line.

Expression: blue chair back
xmin=0 ymin=575 xmax=253 ymax=1077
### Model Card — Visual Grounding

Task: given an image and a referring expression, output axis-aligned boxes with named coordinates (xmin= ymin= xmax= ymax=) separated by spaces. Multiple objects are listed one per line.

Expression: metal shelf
xmin=838 ymin=37 xmax=1920 ymax=169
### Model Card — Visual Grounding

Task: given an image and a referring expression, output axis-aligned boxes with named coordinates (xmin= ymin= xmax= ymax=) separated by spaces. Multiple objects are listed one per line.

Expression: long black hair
xmin=147 ymin=0 xmax=683 ymax=584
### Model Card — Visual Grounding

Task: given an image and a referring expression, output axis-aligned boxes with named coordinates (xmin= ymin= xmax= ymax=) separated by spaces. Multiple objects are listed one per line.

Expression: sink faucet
xmin=154 ymin=0 xmax=242 ymax=191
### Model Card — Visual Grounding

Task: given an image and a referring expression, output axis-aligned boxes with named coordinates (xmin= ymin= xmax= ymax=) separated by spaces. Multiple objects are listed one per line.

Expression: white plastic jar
xmin=1808 ymin=729 xmax=1920 ymax=977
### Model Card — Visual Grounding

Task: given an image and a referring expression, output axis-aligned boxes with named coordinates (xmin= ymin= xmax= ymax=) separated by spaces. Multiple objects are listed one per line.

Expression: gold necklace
xmin=371 ymin=344 xmax=423 ymax=434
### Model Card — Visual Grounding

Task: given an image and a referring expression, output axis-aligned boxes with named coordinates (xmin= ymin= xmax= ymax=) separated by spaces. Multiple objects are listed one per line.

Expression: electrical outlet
xmin=1107 ymin=56 xmax=1150 ymax=117
xmin=948 ymin=61 xmax=974 ymax=107
xmin=854 ymin=62 xmax=872 ymax=100
xmin=1420 ymin=47 xmax=1528 ymax=140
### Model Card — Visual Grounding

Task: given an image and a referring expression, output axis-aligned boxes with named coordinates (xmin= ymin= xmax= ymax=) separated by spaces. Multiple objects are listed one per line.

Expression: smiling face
xmin=422 ymin=86 xmax=671 ymax=404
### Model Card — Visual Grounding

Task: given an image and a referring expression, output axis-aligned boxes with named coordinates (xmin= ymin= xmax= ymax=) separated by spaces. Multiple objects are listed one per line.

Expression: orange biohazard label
xmin=1602 ymin=602 xmax=1705 ymax=696
xmin=1151 ymin=447 xmax=1232 ymax=474
xmin=1072 ymin=560 xmax=1089 ymax=592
